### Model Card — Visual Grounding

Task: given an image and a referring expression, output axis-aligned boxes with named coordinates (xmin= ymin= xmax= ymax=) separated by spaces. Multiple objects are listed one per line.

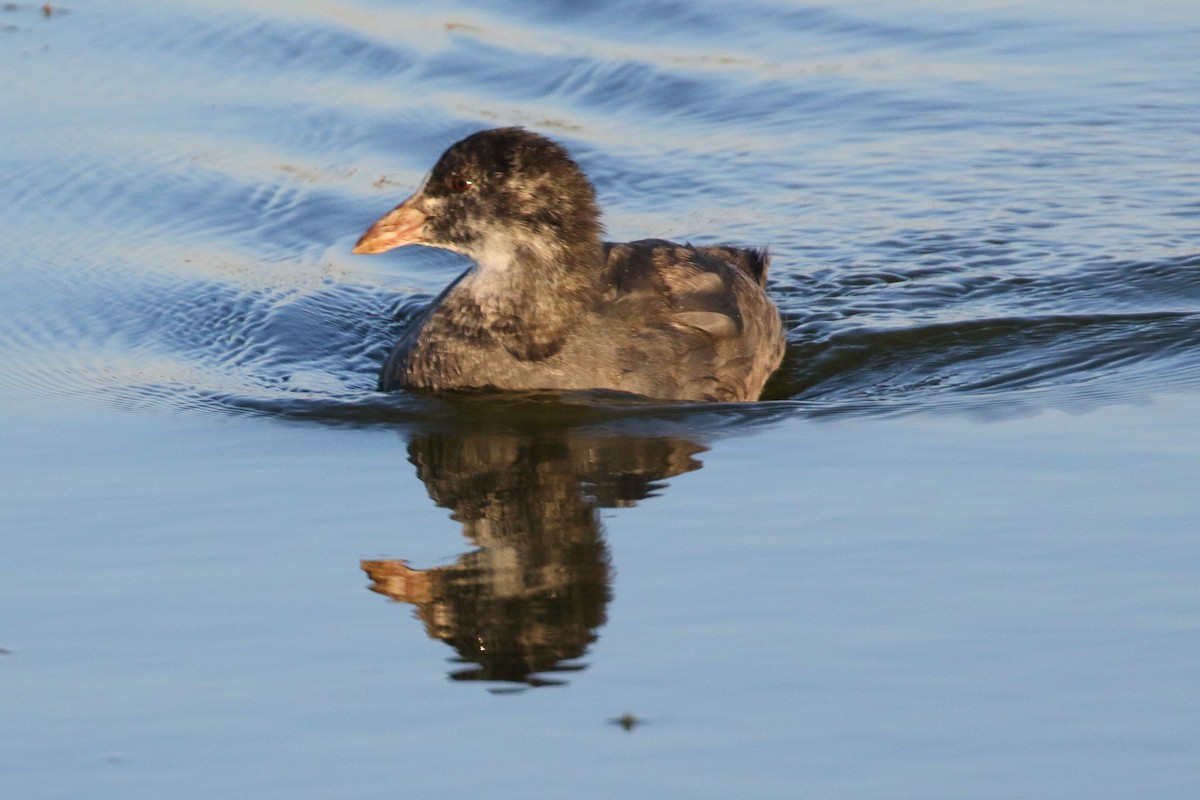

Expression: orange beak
xmin=352 ymin=195 xmax=428 ymax=254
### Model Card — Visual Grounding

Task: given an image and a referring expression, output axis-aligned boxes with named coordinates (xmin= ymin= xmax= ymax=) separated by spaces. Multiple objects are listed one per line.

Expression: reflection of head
xmin=364 ymin=427 xmax=705 ymax=688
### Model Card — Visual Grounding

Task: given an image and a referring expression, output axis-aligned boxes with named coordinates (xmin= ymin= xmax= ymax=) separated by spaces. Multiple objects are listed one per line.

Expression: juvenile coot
xmin=353 ymin=128 xmax=785 ymax=402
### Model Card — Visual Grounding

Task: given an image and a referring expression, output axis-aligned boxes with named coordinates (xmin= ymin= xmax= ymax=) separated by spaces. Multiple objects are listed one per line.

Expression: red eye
xmin=451 ymin=176 xmax=473 ymax=192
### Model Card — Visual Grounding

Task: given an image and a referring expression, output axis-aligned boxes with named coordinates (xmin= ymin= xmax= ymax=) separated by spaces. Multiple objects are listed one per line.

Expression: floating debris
xmin=610 ymin=713 xmax=641 ymax=732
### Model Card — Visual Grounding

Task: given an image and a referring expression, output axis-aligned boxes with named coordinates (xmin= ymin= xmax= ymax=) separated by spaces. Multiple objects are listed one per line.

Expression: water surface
xmin=1 ymin=1 xmax=1198 ymax=798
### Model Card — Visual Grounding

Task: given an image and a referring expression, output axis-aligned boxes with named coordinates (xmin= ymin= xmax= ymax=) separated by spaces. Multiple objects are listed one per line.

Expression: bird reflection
xmin=363 ymin=425 xmax=705 ymax=689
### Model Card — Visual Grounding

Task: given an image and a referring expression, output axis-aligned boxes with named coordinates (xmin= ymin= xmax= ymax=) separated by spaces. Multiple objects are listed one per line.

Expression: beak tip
xmin=351 ymin=196 xmax=427 ymax=256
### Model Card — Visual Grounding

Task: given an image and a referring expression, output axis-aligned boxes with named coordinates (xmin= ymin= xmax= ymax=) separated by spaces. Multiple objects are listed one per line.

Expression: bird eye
xmin=450 ymin=176 xmax=474 ymax=192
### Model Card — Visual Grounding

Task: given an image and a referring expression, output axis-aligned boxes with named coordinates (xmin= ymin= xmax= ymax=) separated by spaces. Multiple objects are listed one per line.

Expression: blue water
xmin=2 ymin=1 xmax=1198 ymax=798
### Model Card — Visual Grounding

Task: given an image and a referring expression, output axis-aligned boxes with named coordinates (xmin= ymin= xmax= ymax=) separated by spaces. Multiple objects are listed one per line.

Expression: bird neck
xmin=457 ymin=229 xmax=605 ymax=361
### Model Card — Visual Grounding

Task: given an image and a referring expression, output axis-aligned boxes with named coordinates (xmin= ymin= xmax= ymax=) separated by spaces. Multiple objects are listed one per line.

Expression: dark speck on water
xmin=611 ymin=713 xmax=643 ymax=732
xmin=1 ymin=1 xmax=1198 ymax=798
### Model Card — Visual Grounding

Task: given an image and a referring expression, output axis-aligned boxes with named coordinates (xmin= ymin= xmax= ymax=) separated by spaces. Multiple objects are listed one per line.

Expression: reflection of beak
xmin=361 ymin=559 xmax=432 ymax=603
xmin=352 ymin=195 xmax=428 ymax=254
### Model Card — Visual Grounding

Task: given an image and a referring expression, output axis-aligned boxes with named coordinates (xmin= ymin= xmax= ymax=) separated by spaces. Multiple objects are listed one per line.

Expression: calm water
xmin=2 ymin=0 xmax=1199 ymax=797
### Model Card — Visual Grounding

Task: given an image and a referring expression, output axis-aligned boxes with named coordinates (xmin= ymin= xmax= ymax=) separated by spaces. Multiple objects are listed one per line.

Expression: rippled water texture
xmin=2 ymin=0 xmax=1198 ymax=420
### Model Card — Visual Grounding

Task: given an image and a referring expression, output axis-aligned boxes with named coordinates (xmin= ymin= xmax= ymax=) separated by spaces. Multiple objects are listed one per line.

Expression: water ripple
xmin=1 ymin=0 xmax=1198 ymax=426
